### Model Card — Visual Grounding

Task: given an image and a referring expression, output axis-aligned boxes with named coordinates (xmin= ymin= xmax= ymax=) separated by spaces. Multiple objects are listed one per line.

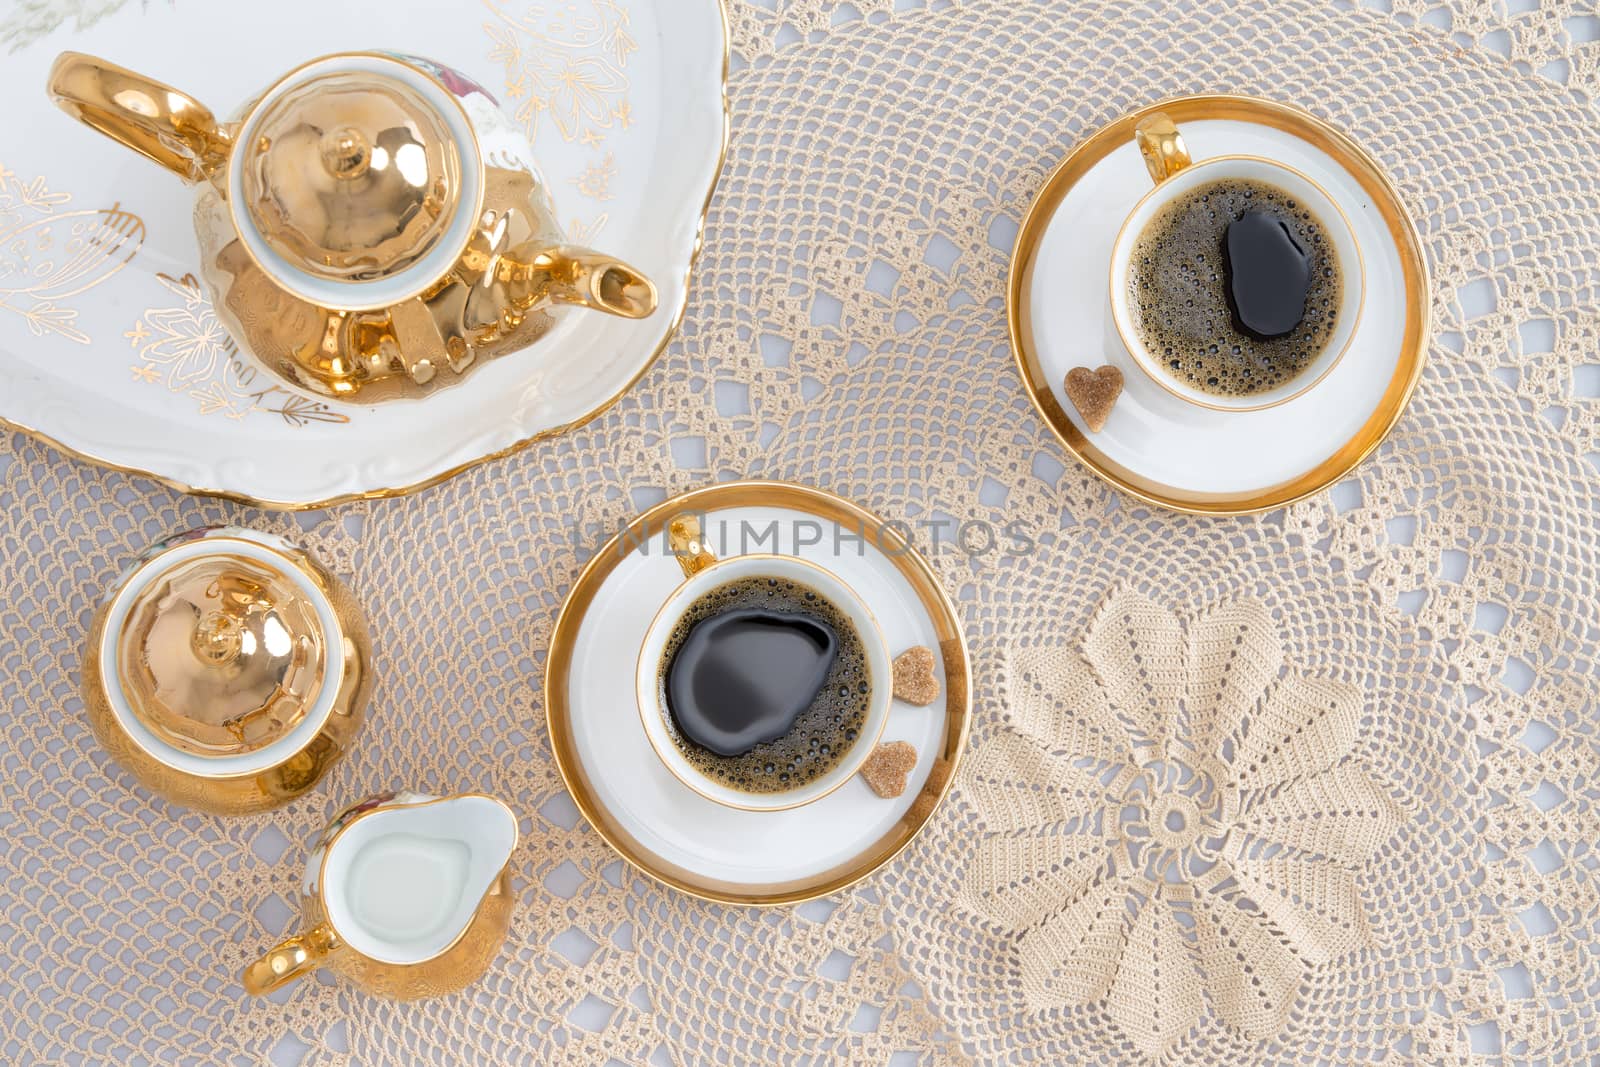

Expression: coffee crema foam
xmin=1128 ymin=177 xmax=1343 ymax=398
xmin=657 ymin=576 xmax=870 ymax=795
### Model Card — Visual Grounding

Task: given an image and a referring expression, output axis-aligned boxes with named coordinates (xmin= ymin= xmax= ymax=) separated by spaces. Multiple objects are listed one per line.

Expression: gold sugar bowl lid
xmin=83 ymin=526 xmax=373 ymax=815
xmin=116 ymin=550 xmax=328 ymax=758
xmin=238 ymin=62 xmax=466 ymax=286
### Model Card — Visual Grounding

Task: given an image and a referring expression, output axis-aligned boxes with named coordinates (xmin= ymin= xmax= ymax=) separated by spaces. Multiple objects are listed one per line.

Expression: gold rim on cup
xmin=1106 ymin=153 xmax=1368 ymax=414
xmin=632 ymin=551 xmax=894 ymax=814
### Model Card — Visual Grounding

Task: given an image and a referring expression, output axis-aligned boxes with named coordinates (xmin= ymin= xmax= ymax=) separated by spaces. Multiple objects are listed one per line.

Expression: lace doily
xmin=3 ymin=0 xmax=1598 ymax=1063
xmin=962 ymin=591 xmax=1405 ymax=1055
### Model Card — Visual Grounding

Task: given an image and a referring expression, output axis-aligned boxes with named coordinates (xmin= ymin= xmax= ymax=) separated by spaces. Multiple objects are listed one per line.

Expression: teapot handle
xmin=48 ymin=52 xmax=230 ymax=184
xmin=242 ymin=923 xmax=337 ymax=996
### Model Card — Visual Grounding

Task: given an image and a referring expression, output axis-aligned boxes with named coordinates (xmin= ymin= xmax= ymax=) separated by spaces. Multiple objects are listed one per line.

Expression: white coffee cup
xmin=1108 ymin=113 xmax=1366 ymax=411
xmin=634 ymin=516 xmax=893 ymax=812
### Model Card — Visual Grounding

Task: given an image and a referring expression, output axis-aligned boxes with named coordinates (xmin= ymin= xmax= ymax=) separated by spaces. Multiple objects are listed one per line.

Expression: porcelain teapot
xmin=48 ymin=51 xmax=658 ymax=400
xmin=243 ymin=791 xmax=518 ymax=1000
xmin=81 ymin=526 xmax=372 ymax=815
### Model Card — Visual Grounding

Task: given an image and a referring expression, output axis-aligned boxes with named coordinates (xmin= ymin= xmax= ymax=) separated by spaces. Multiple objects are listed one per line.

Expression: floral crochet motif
xmin=961 ymin=590 xmax=1405 ymax=1056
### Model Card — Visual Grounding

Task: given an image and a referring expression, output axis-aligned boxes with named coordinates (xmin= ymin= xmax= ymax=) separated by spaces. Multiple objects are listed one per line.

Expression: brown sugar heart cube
xmin=892 ymin=646 xmax=940 ymax=706
xmin=1064 ymin=365 xmax=1123 ymax=433
xmin=860 ymin=741 xmax=917 ymax=798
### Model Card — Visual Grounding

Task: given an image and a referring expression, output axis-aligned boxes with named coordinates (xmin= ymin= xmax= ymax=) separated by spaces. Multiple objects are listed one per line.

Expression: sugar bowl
xmin=81 ymin=526 xmax=372 ymax=815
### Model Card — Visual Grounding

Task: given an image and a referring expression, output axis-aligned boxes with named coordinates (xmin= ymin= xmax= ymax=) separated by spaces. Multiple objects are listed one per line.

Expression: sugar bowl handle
xmin=242 ymin=923 xmax=337 ymax=996
xmin=48 ymin=52 xmax=231 ymax=184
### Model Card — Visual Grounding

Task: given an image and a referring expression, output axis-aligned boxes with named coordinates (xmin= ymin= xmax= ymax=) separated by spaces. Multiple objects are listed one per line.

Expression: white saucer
xmin=1010 ymin=95 xmax=1429 ymax=514
xmin=545 ymin=481 xmax=971 ymax=905
xmin=0 ymin=0 xmax=727 ymax=507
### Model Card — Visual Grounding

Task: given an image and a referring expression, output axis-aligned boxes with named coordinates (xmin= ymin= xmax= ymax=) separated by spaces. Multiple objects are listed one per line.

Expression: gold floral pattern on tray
xmin=0 ymin=164 xmax=144 ymax=345
xmin=484 ymin=0 xmax=635 ymax=240
xmin=961 ymin=590 xmax=1405 ymax=1055
xmin=484 ymin=0 xmax=635 ymax=142
xmin=571 ymin=151 xmax=617 ymax=200
xmin=566 ymin=213 xmax=610 ymax=245
xmin=126 ymin=273 xmax=350 ymax=427
xmin=0 ymin=0 xmax=165 ymax=53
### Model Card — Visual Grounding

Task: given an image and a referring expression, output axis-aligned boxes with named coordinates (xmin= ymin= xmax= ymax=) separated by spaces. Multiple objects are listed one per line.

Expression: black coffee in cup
xmin=658 ymin=576 xmax=871 ymax=795
xmin=1129 ymin=177 xmax=1344 ymax=398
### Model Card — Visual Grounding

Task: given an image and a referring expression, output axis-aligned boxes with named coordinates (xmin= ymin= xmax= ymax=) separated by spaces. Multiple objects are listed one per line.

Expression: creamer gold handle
xmin=667 ymin=514 xmax=717 ymax=580
xmin=242 ymin=923 xmax=337 ymax=996
xmin=47 ymin=52 xmax=231 ymax=184
xmin=1133 ymin=112 xmax=1191 ymax=185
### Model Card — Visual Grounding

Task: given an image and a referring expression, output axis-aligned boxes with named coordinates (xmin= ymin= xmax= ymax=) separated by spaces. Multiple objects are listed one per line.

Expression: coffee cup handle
xmin=1134 ymin=112 xmax=1191 ymax=185
xmin=242 ymin=923 xmax=336 ymax=996
xmin=667 ymin=514 xmax=717 ymax=579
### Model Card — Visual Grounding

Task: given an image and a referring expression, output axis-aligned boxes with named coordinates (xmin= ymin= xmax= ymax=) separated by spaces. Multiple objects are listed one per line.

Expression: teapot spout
xmin=528 ymin=246 xmax=658 ymax=320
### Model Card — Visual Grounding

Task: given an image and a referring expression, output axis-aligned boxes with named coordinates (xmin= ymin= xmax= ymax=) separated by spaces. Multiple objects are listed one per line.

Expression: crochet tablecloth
xmin=4 ymin=0 xmax=1598 ymax=1063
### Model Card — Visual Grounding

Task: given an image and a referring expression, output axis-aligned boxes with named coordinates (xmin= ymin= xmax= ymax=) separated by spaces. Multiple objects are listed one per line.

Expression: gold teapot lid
xmin=239 ymin=67 xmax=463 ymax=283
xmin=115 ymin=550 xmax=328 ymax=758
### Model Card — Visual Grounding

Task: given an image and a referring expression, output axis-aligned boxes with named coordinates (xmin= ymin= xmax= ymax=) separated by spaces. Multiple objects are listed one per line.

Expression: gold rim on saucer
xmin=1009 ymin=93 xmax=1430 ymax=515
xmin=544 ymin=480 xmax=972 ymax=906
xmin=0 ymin=0 xmax=731 ymax=511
